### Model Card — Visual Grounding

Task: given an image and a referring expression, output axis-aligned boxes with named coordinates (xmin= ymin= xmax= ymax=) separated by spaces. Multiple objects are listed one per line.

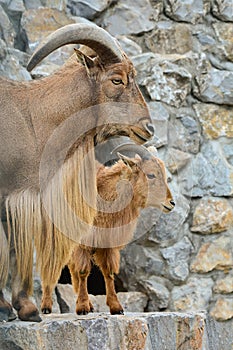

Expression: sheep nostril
xmin=146 ymin=123 xmax=154 ymax=136
xmin=170 ymin=200 xmax=175 ymax=206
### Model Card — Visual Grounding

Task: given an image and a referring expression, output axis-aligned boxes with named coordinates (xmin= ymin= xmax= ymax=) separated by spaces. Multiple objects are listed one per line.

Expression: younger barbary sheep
xmin=41 ymin=143 xmax=175 ymax=315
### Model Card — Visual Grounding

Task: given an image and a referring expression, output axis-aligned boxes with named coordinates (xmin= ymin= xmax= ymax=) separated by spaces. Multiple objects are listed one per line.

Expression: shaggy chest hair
xmin=79 ymin=161 xmax=147 ymax=248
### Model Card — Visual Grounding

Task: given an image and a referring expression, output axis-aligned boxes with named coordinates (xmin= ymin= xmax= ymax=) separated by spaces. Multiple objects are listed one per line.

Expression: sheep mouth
xmin=132 ymin=130 xmax=150 ymax=143
xmin=162 ymin=205 xmax=173 ymax=213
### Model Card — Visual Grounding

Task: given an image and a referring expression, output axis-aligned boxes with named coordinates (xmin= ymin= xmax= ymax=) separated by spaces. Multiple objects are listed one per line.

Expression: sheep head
xmin=112 ymin=143 xmax=175 ymax=213
xmin=27 ymin=23 xmax=154 ymax=144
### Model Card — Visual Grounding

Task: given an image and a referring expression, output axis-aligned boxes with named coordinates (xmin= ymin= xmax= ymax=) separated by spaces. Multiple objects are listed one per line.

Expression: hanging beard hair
xmin=5 ymin=136 xmax=97 ymax=293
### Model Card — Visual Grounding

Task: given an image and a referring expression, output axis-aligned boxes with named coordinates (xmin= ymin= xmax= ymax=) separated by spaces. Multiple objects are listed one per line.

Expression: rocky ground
xmin=0 ymin=0 xmax=233 ymax=343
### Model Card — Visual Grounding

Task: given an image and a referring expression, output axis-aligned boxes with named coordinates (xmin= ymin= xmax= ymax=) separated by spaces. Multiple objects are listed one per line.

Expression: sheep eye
xmin=147 ymin=173 xmax=156 ymax=179
xmin=112 ymin=79 xmax=123 ymax=85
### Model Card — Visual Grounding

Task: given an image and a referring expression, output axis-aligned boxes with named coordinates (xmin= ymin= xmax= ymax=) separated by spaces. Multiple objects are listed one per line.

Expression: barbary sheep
xmin=0 ymin=23 xmax=153 ymax=322
xmin=40 ymin=143 xmax=175 ymax=315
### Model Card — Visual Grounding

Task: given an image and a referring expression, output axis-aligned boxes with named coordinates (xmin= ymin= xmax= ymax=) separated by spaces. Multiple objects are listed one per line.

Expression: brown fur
xmin=41 ymin=151 xmax=174 ymax=314
xmin=0 ymin=26 xmax=152 ymax=321
xmin=6 ymin=189 xmax=41 ymax=294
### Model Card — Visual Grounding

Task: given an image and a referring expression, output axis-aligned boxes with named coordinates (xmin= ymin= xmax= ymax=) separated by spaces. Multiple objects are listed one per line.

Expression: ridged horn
xmin=27 ymin=23 xmax=124 ymax=72
xmin=111 ymin=143 xmax=153 ymax=160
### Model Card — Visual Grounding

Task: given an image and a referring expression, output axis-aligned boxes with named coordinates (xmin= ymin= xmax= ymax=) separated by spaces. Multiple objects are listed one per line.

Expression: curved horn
xmin=111 ymin=143 xmax=153 ymax=160
xmin=27 ymin=23 xmax=124 ymax=71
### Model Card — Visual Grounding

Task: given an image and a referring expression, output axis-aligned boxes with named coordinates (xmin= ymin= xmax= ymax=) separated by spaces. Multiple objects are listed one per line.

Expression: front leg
xmin=94 ymin=248 xmax=124 ymax=315
xmin=68 ymin=245 xmax=93 ymax=315
xmin=41 ymin=283 xmax=54 ymax=314
xmin=10 ymin=249 xmax=41 ymax=322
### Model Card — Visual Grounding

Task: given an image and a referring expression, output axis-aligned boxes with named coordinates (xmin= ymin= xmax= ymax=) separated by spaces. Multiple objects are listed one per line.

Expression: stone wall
xmin=0 ymin=0 xmax=233 ymax=324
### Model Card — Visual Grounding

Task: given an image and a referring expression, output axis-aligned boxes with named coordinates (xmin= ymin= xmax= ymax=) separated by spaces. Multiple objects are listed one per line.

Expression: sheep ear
xmin=117 ymin=152 xmax=136 ymax=168
xmin=74 ymin=48 xmax=95 ymax=73
xmin=135 ymin=154 xmax=142 ymax=161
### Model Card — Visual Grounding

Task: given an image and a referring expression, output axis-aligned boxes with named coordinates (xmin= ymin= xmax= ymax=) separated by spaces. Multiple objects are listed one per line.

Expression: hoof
xmin=0 ymin=304 xmax=17 ymax=322
xmin=0 ymin=309 xmax=17 ymax=322
xmin=18 ymin=306 xmax=42 ymax=322
xmin=8 ymin=310 xmax=17 ymax=321
xmin=42 ymin=308 xmax=51 ymax=314
xmin=77 ymin=309 xmax=89 ymax=315
xmin=110 ymin=309 xmax=124 ymax=315
xmin=0 ymin=295 xmax=17 ymax=322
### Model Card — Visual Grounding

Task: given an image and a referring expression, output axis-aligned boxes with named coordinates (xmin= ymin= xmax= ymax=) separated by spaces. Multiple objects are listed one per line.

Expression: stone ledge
xmin=0 ymin=312 xmax=233 ymax=350
xmin=0 ymin=312 xmax=204 ymax=350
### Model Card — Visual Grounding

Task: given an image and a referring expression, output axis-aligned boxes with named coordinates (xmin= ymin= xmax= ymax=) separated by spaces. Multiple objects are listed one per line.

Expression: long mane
xmin=6 ymin=136 xmax=97 ymax=290
xmin=0 ymin=221 xmax=9 ymax=289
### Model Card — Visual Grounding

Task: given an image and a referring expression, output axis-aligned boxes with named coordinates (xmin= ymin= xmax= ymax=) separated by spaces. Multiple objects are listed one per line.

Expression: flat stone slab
xmin=0 ymin=311 xmax=208 ymax=350
xmin=0 ymin=311 xmax=233 ymax=349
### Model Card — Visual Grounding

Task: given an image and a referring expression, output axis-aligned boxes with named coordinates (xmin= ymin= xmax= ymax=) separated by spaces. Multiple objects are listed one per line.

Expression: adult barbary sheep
xmin=0 ymin=23 xmax=153 ymax=322
xmin=40 ymin=143 xmax=175 ymax=315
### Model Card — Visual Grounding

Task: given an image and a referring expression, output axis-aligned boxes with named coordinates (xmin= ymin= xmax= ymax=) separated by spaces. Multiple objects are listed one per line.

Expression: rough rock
xmin=194 ymin=103 xmax=233 ymax=140
xmin=67 ymin=0 xmax=112 ymax=20
xmin=171 ymin=277 xmax=214 ymax=311
xmin=0 ymin=4 xmax=15 ymax=47
xmin=117 ymin=36 xmax=142 ymax=57
xmin=191 ymin=198 xmax=233 ymax=234
xmin=21 ymin=8 xmax=74 ymax=53
xmin=210 ymin=297 xmax=233 ymax=321
xmin=150 ymin=193 xmax=190 ymax=245
xmin=145 ymin=22 xmax=193 ymax=55
xmin=6 ymin=0 xmax=25 ymax=12
xmin=213 ymin=275 xmax=233 ymax=294
xmin=0 ymin=312 xmax=207 ymax=350
xmin=98 ymin=0 xmax=155 ymax=36
xmin=205 ymin=314 xmax=233 ymax=350
xmin=165 ymin=147 xmax=191 ymax=174
xmin=193 ymin=67 xmax=233 ymax=105
xmin=24 ymin=0 xmax=66 ymax=11
xmin=0 ymin=48 xmax=32 ymax=80
xmin=213 ymin=23 xmax=233 ymax=63
xmin=164 ymin=0 xmax=204 ymax=24
xmin=45 ymin=0 xmax=66 ymax=11
xmin=0 ymin=38 xmax=7 ymax=60
xmin=191 ymin=236 xmax=233 ymax=273
xmin=24 ymin=0 xmax=43 ymax=9
xmin=219 ymin=138 xmax=233 ymax=167
xmin=211 ymin=0 xmax=233 ymax=21
xmin=121 ymin=243 xmax=166 ymax=282
xmin=148 ymin=101 xmax=170 ymax=148
xmin=180 ymin=141 xmax=233 ymax=197
xmin=132 ymin=53 xmax=191 ymax=107
xmin=194 ymin=25 xmax=217 ymax=56
xmin=168 ymin=113 xmax=201 ymax=154
xmin=143 ymin=277 xmax=170 ymax=311
xmin=160 ymin=237 xmax=193 ymax=282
